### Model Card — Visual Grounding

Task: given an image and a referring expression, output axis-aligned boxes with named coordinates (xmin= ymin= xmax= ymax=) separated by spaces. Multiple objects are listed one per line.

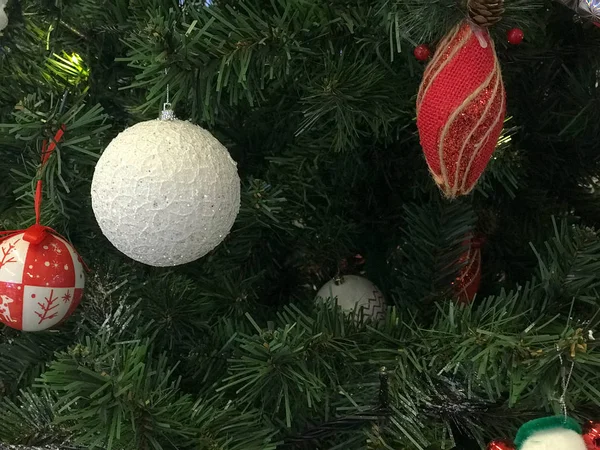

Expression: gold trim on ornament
xmin=416 ymin=23 xmax=470 ymax=115
xmin=450 ymin=53 xmax=501 ymax=197
xmin=459 ymin=61 xmax=505 ymax=194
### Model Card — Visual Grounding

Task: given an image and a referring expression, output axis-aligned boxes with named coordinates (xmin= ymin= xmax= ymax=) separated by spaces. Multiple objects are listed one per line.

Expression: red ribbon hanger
xmin=0 ymin=125 xmax=89 ymax=270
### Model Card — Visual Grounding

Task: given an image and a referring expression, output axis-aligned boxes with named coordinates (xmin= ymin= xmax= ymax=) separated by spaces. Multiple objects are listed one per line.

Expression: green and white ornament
xmin=515 ymin=417 xmax=586 ymax=450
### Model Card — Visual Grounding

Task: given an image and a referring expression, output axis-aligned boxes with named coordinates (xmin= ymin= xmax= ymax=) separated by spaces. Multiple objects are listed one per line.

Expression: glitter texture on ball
xmin=416 ymin=21 xmax=506 ymax=198
xmin=91 ymin=118 xmax=241 ymax=267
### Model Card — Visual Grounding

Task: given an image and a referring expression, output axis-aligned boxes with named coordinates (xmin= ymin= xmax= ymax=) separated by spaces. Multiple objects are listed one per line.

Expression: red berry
xmin=507 ymin=28 xmax=524 ymax=45
xmin=414 ymin=44 xmax=431 ymax=61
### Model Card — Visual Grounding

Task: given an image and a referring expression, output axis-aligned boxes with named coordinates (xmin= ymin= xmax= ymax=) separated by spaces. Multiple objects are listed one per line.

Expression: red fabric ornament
xmin=487 ymin=440 xmax=515 ymax=450
xmin=414 ymin=44 xmax=432 ymax=61
xmin=454 ymin=236 xmax=483 ymax=304
xmin=0 ymin=126 xmax=87 ymax=331
xmin=583 ymin=420 xmax=600 ymax=450
xmin=416 ymin=22 xmax=506 ymax=198
xmin=507 ymin=28 xmax=524 ymax=45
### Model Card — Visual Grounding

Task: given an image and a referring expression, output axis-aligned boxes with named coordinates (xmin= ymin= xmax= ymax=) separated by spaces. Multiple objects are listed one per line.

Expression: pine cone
xmin=467 ymin=0 xmax=505 ymax=27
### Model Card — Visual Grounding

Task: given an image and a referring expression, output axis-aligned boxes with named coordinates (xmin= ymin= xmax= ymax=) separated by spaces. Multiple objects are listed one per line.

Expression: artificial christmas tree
xmin=1 ymin=0 xmax=600 ymax=449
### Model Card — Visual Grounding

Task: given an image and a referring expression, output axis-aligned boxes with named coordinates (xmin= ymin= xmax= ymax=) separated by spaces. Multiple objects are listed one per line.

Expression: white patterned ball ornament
xmin=0 ymin=233 xmax=85 ymax=331
xmin=316 ymin=275 xmax=386 ymax=321
xmin=0 ymin=0 xmax=7 ymax=32
xmin=91 ymin=116 xmax=241 ymax=267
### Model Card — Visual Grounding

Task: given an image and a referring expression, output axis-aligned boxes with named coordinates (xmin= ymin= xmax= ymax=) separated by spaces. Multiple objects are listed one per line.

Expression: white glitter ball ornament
xmin=316 ymin=275 xmax=386 ymax=321
xmin=91 ymin=112 xmax=240 ymax=267
xmin=0 ymin=0 xmax=8 ymax=32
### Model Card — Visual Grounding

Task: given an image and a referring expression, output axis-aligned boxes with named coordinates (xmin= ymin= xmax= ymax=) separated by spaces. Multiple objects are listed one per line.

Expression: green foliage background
xmin=1 ymin=0 xmax=600 ymax=448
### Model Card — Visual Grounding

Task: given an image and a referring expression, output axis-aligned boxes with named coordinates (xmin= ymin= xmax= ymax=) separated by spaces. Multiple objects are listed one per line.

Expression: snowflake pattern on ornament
xmin=62 ymin=290 xmax=72 ymax=303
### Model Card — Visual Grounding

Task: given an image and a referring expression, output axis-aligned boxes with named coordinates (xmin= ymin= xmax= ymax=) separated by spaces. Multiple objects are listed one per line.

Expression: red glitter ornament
xmin=414 ymin=44 xmax=432 ymax=61
xmin=416 ymin=21 xmax=506 ymax=198
xmin=507 ymin=28 xmax=524 ymax=45
xmin=454 ymin=236 xmax=483 ymax=304
xmin=583 ymin=420 xmax=600 ymax=450
xmin=487 ymin=440 xmax=515 ymax=450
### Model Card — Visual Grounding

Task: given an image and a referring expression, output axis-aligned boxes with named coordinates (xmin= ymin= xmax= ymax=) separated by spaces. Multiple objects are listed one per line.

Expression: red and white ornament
xmin=0 ymin=232 xmax=85 ymax=331
xmin=416 ymin=21 xmax=506 ymax=198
